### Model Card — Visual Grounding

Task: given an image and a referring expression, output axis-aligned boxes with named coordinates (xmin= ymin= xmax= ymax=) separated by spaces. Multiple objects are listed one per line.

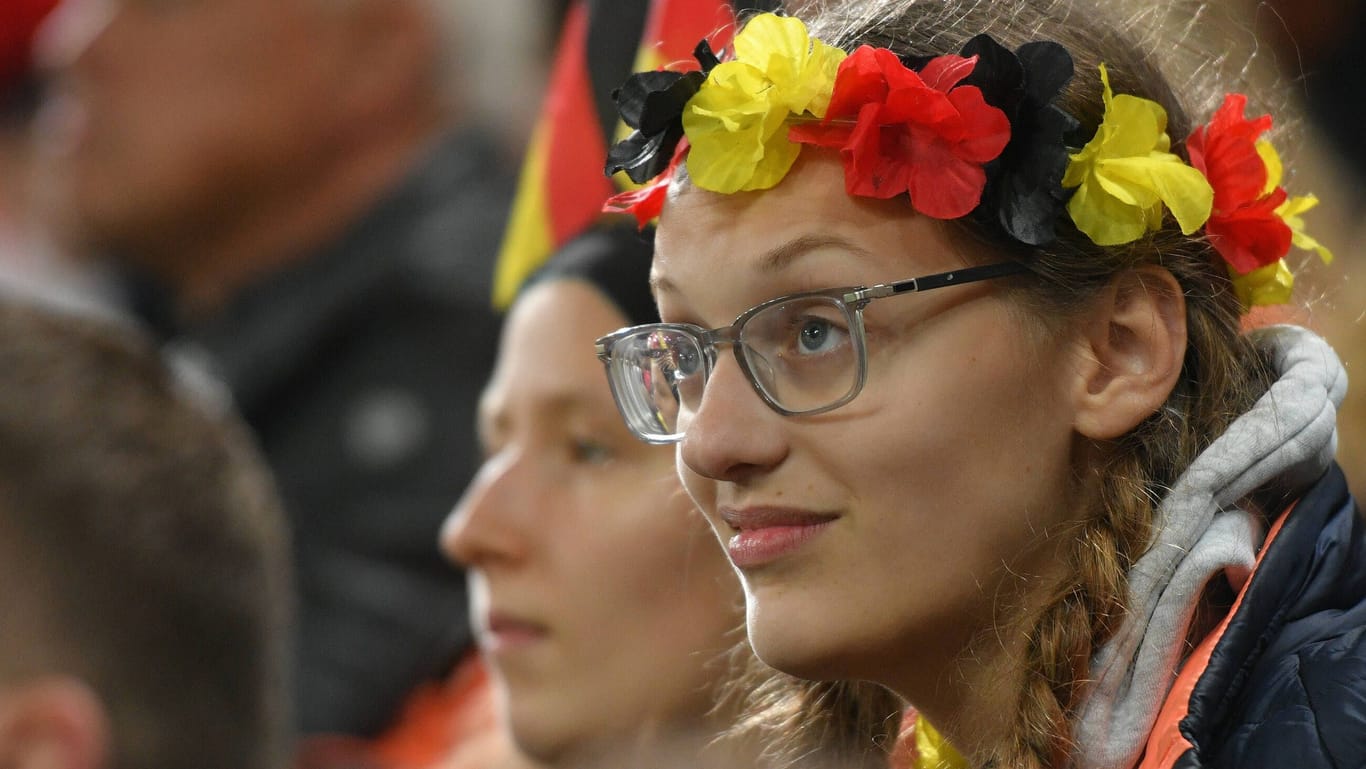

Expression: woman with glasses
xmin=594 ymin=2 xmax=1365 ymax=768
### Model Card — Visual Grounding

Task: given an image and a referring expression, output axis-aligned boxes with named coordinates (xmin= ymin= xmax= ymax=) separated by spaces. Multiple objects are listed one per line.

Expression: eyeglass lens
xmin=608 ymin=295 xmax=861 ymax=439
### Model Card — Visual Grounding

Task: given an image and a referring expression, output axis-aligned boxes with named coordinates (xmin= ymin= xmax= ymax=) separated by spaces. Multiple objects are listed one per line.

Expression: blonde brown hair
xmin=719 ymin=1 xmax=1279 ymax=766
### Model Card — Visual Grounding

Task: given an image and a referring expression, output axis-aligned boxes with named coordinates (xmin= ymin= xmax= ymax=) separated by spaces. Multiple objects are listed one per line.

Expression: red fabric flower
xmin=788 ymin=46 xmax=1011 ymax=219
xmin=1186 ymin=93 xmax=1292 ymax=274
xmin=603 ymin=139 xmax=688 ymax=228
xmin=0 ymin=0 xmax=60 ymax=98
xmin=603 ymin=178 xmax=670 ymax=228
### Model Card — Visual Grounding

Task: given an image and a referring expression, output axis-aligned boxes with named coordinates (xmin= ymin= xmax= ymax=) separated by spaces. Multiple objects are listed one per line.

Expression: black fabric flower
xmin=966 ymin=37 xmax=1079 ymax=246
xmin=906 ymin=36 xmax=1077 ymax=245
xmin=605 ymin=40 xmax=720 ymax=184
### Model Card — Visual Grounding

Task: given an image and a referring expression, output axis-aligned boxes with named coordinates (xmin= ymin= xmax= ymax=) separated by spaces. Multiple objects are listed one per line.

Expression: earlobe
xmin=0 ymin=677 xmax=110 ymax=769
xmin=1072 ymin=266 xmax=1187 ymax=441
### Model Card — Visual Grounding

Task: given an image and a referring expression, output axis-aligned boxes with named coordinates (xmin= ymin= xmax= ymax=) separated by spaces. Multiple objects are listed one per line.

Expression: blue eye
xmin=798 ymin=318 xmax=834 ymax=353
xmin=793 ymin=316 xmax=847 ymax=355
xmin=669 ymin=345 xmax=702 ymax=379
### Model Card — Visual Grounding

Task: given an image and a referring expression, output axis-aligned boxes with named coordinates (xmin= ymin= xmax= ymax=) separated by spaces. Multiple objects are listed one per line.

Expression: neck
xmin=943 ymin=634 xmax=1033 ymax=766
xmin=879 ymin=538 xmax=1079 ymax=767
xmin=874 ymin=630 xmax=1018 ymax=766
xmin=554 ymin=722 xmax=761 ymax=769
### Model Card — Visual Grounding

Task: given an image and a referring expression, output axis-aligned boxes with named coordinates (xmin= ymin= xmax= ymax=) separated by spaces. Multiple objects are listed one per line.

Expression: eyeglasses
xmin=594 ymin=261 xmax=1027 ymax=444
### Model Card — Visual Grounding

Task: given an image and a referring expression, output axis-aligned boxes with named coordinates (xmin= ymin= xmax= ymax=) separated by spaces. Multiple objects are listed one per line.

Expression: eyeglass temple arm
xmin=843 ymin=261 xmax=1028 ymax=304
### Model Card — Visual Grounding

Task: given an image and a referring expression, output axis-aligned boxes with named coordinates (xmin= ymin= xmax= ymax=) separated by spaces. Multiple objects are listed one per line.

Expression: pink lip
xmin=719 ymin=507 xmax=838 ymax=569
xmin=481 ymin=611 xmax=549 ymax=654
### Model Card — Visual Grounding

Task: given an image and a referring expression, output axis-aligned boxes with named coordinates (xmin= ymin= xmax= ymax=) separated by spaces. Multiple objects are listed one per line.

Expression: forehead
xmin=654 ymin=153 xmax=968 ymax=303
xmin=483 ymin=281 xmax=627 ymax=413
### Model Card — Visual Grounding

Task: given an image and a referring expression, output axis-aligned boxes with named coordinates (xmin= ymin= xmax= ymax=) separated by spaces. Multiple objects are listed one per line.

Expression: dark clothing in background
xmin=142 ymin=129 xmax=512 ymax=736
xmin=1305 ymin=13 xmax=1366 ymax=198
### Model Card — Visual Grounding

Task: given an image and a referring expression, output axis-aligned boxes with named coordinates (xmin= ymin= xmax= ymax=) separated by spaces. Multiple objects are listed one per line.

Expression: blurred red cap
xmin=1 ymin=0 xmax=62 ymax=99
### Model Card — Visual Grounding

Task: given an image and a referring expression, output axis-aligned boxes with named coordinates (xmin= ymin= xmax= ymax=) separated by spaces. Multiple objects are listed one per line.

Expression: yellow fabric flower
xmin=683 ymin=61 xmax=797 ymax=193
xmin=1257 ymin=140 xmax=1335 ymax=264
xmin=1063 ymin=65 xmax=1213 ymax=245
xmin=1221 ymin=139 xmax=1332 ymax=309
xmin=1230 ymin=259 xmax=1293 ymax=309
xmin=1256 ymin=139 xmax=1281 ymax=198
xmin=683 ymin=13 xmax=846 ymax=193
xmin=912 ymin=713 xmax=968 ymax=769
xmin=1277 ymin=194 xmax=1334 ymax=264
xmin=1215 ymin=136 xmax=1332 ymax=308
xmin=730 ymin=12 xmax=846 ymax=116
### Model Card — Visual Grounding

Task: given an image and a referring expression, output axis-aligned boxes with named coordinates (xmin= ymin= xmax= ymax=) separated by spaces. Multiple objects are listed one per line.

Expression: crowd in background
xmin=0 ymin=0 xmax=1361 ymax=768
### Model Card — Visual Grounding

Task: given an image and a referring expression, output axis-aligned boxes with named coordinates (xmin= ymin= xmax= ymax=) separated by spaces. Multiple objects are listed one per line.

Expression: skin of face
xmin=38 ymin=0 xmax=356 ymax=263
xmin=442 ymin=280 xmax=742 ymax=764
xmin=654 ymin=152 xmax=1091 ymax=722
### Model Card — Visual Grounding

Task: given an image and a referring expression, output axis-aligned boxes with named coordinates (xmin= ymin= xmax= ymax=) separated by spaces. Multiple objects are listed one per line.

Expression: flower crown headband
xmin=603 ymin=12 xmax=1332 ymax=309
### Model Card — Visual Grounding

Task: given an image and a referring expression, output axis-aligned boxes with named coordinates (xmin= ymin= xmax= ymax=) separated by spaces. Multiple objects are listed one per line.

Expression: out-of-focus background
xmin=1243 ymin=0 xmax=1366 ymax=498
xmin=0 ymin=0 xmax=1360 ymax=768
xmin=1177 ymin=0 xmax=1366 ymax=497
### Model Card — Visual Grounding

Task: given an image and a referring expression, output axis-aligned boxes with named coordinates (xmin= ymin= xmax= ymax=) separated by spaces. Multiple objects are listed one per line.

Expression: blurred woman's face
xmin=442 ymin=280 xmax=741 ymax=764
xmin=653 ymin=153 xmax=1086 ymax=700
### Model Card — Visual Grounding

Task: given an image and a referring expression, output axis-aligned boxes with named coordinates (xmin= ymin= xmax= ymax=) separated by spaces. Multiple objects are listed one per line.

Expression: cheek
xmin=584 ymin=473 xmax=733 ymax=621
xmin=677 ymin=452 xmax=730 ymax=549
xmin=851 ymin=309 xmax=1078 ymax=580
xmin=567 ymin=476 xmax=740 ymax=713
xmin=677 ymin=445 xmax=717 ymax=508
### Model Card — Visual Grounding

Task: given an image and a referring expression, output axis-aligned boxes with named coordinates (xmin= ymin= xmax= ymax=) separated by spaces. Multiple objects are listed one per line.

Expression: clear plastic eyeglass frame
xmin=595 ymin=261 xmax=1028 ymax=444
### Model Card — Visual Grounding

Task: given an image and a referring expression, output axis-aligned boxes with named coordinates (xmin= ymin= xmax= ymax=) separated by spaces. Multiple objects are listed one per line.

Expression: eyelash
xmin=476 ymin=432 xmax=617 ymax=467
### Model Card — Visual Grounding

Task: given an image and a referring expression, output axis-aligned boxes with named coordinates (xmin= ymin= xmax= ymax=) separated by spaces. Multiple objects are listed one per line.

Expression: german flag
xmin=492 ymin=0 xmax=770 ymax=308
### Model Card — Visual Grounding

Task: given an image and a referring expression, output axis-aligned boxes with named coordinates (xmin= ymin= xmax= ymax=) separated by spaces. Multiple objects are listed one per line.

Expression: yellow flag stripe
xmin=493 ymin=120 xmax=556 ymax=310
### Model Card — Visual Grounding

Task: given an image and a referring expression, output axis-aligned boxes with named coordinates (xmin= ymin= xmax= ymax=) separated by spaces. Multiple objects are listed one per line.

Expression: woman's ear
xmin=1071 ymin=265 xmax=1187 ymax=440
xmin=0 ymin=677 xmax=110 ymax=769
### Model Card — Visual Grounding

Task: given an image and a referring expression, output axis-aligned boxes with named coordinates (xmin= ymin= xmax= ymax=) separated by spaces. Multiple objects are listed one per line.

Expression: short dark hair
xmin=0 ymin=298 xmax=293 ymax=769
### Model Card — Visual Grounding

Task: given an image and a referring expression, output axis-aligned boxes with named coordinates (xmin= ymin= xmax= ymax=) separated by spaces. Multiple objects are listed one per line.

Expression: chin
xmin=745 ymin=607 xmax=851 ymax=682
xmin=744 ymin=594 xmax=908 ymax=686
xmin=503 ymin=700 xmax=577 ymax=765
xmin=501 ymin=683 xmax=635 ymax=766
xmin=506 ymin=708 xmax=648 ymax=769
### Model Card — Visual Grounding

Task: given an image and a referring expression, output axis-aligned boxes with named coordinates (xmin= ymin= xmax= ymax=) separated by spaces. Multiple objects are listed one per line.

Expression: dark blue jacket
xmin=1144 ymin=463 xmax=1366 ymax=768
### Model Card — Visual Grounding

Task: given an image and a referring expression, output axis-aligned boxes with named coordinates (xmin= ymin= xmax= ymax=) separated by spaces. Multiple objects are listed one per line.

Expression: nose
xmin=440 ymin=449 xmax=533 ymax=570
xmin=678 ymin=349 xmax=788 ymax=484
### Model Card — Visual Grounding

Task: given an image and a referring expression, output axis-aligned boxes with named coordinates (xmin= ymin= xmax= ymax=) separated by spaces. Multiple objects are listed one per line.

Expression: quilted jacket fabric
xmin=1148 ymin=464 xmax=1366 ymax=769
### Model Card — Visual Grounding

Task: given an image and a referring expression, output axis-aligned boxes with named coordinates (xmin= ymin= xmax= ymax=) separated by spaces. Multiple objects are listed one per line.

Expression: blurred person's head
xmin=1 ymin=0 xmax=60 ymax=224
xmin=35 ymin=0 xmax=468 ymax=314
xmin=0 ymin=297 xmax=291 ymax=769
xmin=440 ymin=226 xmax=748 ymax=769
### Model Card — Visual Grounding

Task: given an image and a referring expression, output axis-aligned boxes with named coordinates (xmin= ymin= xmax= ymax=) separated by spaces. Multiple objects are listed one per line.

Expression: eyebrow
xmin=757 ymin=234 xmax=874 ymax=271
xmin=652 ymin=233 xmax=873 ymax=296
xmin=477 ymin=390 xmax=601 ymax=438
